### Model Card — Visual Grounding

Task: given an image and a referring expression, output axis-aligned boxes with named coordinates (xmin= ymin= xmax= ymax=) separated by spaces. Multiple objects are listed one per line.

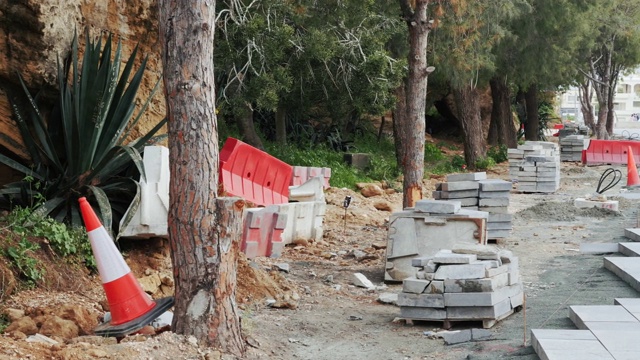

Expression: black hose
xmin=596 ymin=168 xmax=622 ymax=194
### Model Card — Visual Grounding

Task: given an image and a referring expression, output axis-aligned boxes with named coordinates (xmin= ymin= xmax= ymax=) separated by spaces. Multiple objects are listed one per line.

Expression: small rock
xmin=39 ymin=315 xmax=79 ymax=339
xmin=274 ymin=263 xmax=290 ymax=273
xmin=9 ymin=331 xmax=26 ymax=340
xmin=5 ymin=316 xmax=38 ymax=335
xmin=4 ymin=308 xmax=25 ymax=322
xmin=332 ymin=285 xmax=342 ymax=291
xmin=352 ymin=273 xmax=374 ymax=289
xmin=86 ymin=349 xmax=109 ymax=358
xmin=303 ymin=286 xmax=312 ymax=294
xmin=324 ymin=275 xmax=334 ymax=283
xmin=265 ymin=299 xmax=277 ymax=307
xmin=377 ymin=293 xmax=398 ymax=305
xmin=352 ymin=250 xmax=368 ymax=260
xmin=471 ymin=328 xmax=492 ymax=340
xmin=136 ymin=325 xmax=156 ymax=335
xmin=204 ymin=350 xmax=222 ymax=360
xmin=441 ymin=329 xmax=472 ymax=345
xmin=348 ymin=315 xmax=363 ymax=321
xmin=25 ymin=333 xmax=59 ymax=345
xmin=384 ymin=188 xmax=396 ymax=194
xmin=361 ymin=184 xmax=384 ymax=197
xmin=373 ymin=200 xmax=393 ymax=212
xmin=292 ymin=239 xmax=309 ymax=246
xmin=187 ymin=335 xmax=198 ymax=346
xmin=371 ymin=242 xmax=387 ymax=250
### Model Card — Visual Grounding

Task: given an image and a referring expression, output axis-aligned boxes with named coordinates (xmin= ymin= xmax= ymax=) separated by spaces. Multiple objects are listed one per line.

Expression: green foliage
xmin=425 ymin=143 xmax=445 ymax=162
xmin=0 ymin=31 xmax=166 ymax=234
xmin=487 ymin=145 xmax=508 ymax=163
xmin=450 ymin=155 xmax=467 ymax=169
xmin=0 ymin=314 xmax=9 ymax=333
xmin=3 ymin=206 xmax=96 ymax=269
xmin=5 ymin=238 xmax=43 ymax=286
xmin=475 ymin=156 xmax=497 ymax=170
xmin=538 ymin=100 xmax=557 ymax=141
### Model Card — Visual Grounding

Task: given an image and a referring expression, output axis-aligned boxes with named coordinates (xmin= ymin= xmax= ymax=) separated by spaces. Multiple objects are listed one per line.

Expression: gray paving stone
xmin=442 ymin=329 xmax=472 ymax=345
xmin=614 ymin=298 xmax=640 ymax=321
xmin=510 ymin=292 xmax=523 ymax=308
xmin=624 ymin=228 xmax=640 ymax=242
xmin=427 ymin=280 xmax=444 ymax=294
xmin=487 ymin=222 xmax=513 ymax=230
xmin=411 ymin=256 xmax=433 ymax=267
xmin=586 ymin=322 xmax=640 ymax=359
xmin=444 ymin=273 xmax=509 ymax=293
xmin=478 ymin=206 xmax=509 ymax=214
xmin=478 ymin=191 xmax=510 ymax=199
xmin=446 ymin=172 xmax=487 ymax=182
xmin=415 ymin=200 xmax=461 ymax=214
xmin=471 ymin=328 xmax=492 ymax=340
xmin=432 ymin=252 xmax=477 ymax=264
xmin=488 ymin=213 xmax=513 ymax=222
xmin=400 ymin=306 xmax=446 ymax=320
xmin=604 ymin=257 xmax=640 ymax=292
xmin=397 ymin=293 xmax=445 ymax=308
xmin=451 ymin=244 xmax=500 ymax=260
xmin=444 ymin=283 xmax=522 ymax=307
xmin=446 ymin=297 xmax=512 ymax=319
xmin=530 ymin=329 xmax=596 ymax=355
xmin=478 ymin=179 xmax=512 ymax=191
xmin=569 ymin=305 xmax=638 ymax=330
xmin=436 ymin=189 xmax=479 ymax=199
xmin=440 ymin=181 xmax=480 ymax=191
xmin=479 ymin=198 xmax=509 ymax=207
xmin=450 ymin=197 xmax=479 ymax=206
xmin=534 ymin=338 xmax=615 ymax=360
xmin=434 ymin=264 xmax=486 ymax=280
xmin=619 ymin=242 xmax=640 ymax=256
xmin=485 ymin=264 xmax=509 ymax=277
xmin=402 ymin=278 xmax=430 ymax=294
xmin=579 ymin=243 xmax=620 ymax=254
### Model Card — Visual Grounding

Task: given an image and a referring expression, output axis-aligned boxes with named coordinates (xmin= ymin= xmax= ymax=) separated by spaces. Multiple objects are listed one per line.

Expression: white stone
xmin=352 ymin=273 xmax=375 ymax=289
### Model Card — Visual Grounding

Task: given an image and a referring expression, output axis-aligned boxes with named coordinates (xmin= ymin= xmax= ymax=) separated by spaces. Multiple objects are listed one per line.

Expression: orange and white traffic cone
xmin=78 ymin=197 xmax=174 ymax=337
xmin=627 ymin=147 xmax=640 ymax=187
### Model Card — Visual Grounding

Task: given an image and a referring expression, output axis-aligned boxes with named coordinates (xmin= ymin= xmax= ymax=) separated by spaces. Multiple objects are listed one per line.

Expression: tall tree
xmin=159 ymin=0 xmax=245 ymax=356
xmin=395 ymin=0 xmax=432 ymax=208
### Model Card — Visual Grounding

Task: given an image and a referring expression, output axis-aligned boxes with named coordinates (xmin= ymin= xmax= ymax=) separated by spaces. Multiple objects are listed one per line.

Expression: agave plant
xmin=0 ymin=31 xmax=167 ymax=234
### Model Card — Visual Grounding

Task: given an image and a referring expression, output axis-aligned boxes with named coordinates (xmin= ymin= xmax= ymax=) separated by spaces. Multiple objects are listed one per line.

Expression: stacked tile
xmin=509 ymin=141 xmax=561 ymax=193
xmin=432 ymin=173 xmax=481 ymax=210
xmin=559 ymin=134 xmax=587 ymax=162
xmin=478 ymin=179 xmax=513 ymax=239
xmin=399 ymin=246 xmax=523 ymax=326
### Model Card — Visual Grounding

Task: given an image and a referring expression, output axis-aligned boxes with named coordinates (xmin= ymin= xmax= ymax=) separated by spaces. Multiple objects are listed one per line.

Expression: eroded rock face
xmin=0 ymin=0 xmax=166 ymax=180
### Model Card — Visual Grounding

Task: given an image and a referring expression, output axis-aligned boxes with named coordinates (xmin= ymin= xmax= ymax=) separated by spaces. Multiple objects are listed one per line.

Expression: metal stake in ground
xmin=343 ymin=196 xmax=352 ymax=236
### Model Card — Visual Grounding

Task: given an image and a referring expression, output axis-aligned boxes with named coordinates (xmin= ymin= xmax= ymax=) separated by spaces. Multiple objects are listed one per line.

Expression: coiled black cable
xmin=596 ymin=168 xmax=622 ymax=194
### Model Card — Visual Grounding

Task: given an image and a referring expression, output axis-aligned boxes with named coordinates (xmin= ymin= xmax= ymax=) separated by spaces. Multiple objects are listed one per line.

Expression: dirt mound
xmin=516 ymin=201 xmax=621 ymax=222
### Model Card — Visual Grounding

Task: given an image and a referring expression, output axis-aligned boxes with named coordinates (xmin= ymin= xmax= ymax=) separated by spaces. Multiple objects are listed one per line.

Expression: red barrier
xmin=241 ymin=207 xmax=286 ymax=259
xmin=553 ymin=124 xmax=564 ymax=130
xmin=584 ymin=140 xmax=640 ymax=165
xmin=220 ymin=138 xmax=292 ymax=206
xmin=291 ymin=166 xmax=331 ymax=189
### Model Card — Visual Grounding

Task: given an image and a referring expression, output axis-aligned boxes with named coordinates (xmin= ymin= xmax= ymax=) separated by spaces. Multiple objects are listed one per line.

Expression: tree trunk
xmin=392 ymin=86 xmax=407 ymax=173
xmin=579 ymin=81 xmax=596 ymax=135
xmin=524 ymin=84 xmax=539 ymax=141
xmin=453 ymin=84 xmax=485 ymax=169
xmin=158 ymin=1 xmax=246 ymax=356
xmin=397 ymin=0 xmax=431 ymax=209
xmin=236 ymin=103 xmax=264 ymax=150
xmin=489 ymin=76 xmax=517 ymax=148
xmin=275 ymin=105 xmax=287 ymax=145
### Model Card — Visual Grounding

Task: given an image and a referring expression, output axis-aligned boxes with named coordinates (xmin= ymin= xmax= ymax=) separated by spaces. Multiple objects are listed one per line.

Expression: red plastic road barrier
xmin=241 ymin=207 xmax=286 ymax=258
xmin=584 ymin=140 xmax=640 ymax=165
xmin=291 ymin=166 xmax=331 ymax=189
xmin=553 ymin=124 xmax=564 ymax=129
xmin=220 ymin=138 xmax=292 ymax=206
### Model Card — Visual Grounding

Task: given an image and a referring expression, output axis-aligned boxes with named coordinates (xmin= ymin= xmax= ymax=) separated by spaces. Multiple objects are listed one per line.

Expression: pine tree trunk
xmin=489 ymin=76 xmax=517 ymax=148
xmin=158 ymin=0 xmax=246 ymax=356
xmin=579 ymin=82 xmax=596 ymax=135
xmin=453 ymin=84 xmax=485 ymax=169
xmin=275 ymin=105 xmax=287 ymax=145
xmin=524 ymin=84 xmax=539 ymax=141
xmin=397 ymin=0 xmax=430 ymax=209
xmin=392 ymin=86 xmax=407 ymax=171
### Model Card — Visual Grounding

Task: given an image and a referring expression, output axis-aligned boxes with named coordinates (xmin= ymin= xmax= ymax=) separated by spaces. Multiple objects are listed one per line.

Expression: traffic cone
xmin=627 ymin=147 xmax=640 ymax=187
xmin=78 ymin=197 xmax=174 ymax=337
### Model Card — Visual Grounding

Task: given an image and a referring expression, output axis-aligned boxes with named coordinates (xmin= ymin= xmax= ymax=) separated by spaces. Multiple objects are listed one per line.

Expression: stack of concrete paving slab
xmin=385 ymin=200 xmax=489 ymax=282
xmin=508 ymin=141 xmax=561 ymax=193
xmin=434 ymin=172 xmax=513 ymax=240
xmin=398 ymin=246 xmax=523 ymax=328
xmin=559 ymin=134 xmax=588 ymax=162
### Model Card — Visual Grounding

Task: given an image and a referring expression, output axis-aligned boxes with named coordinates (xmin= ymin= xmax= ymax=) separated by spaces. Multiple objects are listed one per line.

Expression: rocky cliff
xmin=0 ymin=0 xmax=166 ymax=184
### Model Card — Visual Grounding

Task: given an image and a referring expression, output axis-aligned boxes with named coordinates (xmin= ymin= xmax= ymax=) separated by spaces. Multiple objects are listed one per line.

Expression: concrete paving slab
xmin=614 ymin=298 xmax=640 ymax=320
xmin=624 ymin=228 xmax=640 ymax=242
xmin=569 ymin=305 xmax=637 ymax=330
xmin=604 ymin=257 xmax=640 ymax=292
xmin=579 ymin=243 xmax=620 ymax=254
xmin=530 ymin=329 xmax=596 ymax=355
xmin=619 ymin=243 xmax=640 ymax=257
xmin=586 ymin=322 xmax=640 ymax=359
xmin=533 ymin=338 xmax=615 ymax=360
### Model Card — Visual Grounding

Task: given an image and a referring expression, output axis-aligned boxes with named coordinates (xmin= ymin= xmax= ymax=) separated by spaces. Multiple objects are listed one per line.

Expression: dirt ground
xmin=2 ymin=146 xmax=640 ymax=360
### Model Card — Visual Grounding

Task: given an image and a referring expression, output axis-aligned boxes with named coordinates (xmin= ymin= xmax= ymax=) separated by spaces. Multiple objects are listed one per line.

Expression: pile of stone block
xmin=508 ymin=141 xmax=560 ymax=193
xmin=398 ymin=246 xmax=523 ymax=328
xmin=385 ymin=199 xmax=489 ymax=282
xmin=560 ymin=134 xmax=588 ymax=162
xmin=433 ymin=172 xmax=512 ymax=240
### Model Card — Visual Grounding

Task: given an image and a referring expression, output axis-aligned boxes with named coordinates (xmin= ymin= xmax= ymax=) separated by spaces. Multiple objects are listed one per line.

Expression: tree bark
xmin=396 ymin=0 xmax=430 ymax=209
xmin=579 ymin=81 xmax=596 ymax=135
xmin=524 ymin=84 xmax=539 ymax=141
xmin=392 ymin=86 xmax=407 ymax=172
xmin=275 ymin=105 xmax=287 ymax=145
xmin=489 ymin=76 xmax=517 ymax=148
xmin=453 ymin=84 xmax=485 ymax=169
xmin=158 ymin=0 xmax=245 ymax=356
xmin=235 ymin=103 xmax=264 ymax=150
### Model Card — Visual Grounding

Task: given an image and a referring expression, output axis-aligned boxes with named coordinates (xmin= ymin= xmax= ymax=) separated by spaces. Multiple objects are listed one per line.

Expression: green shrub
xmin=0 ymin=31 xmax=166 ymax=235
xmin=5 ymin=238 xmax=43 ymax=286
xmin=450 ymin=155 xmax=466 ymax=169
xmin=487 ymin=144 xmax=508 ymax=163
xmin=475 ymin=156 xmax=496 ymax=170
xmin=425 ymin=143 xmax=445 ymax=162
